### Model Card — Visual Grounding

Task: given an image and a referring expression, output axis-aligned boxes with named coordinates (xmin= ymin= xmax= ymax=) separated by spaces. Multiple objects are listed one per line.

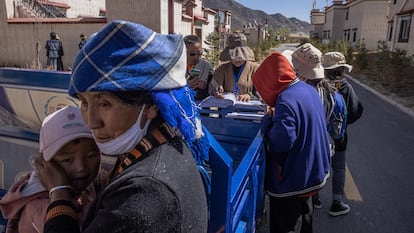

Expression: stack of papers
xmin=198 ymin=93 xmax=265 ymax=110
xmin=225 ymin=112 xmax=264 ymax=121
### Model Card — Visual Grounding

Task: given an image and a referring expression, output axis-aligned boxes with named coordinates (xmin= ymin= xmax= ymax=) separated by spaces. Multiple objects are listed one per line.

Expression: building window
xmin=218 ymin=11 xmax=225 ymax=24
xmin=344 ymin=29 xmax=350 ymax=41
xmin=398 ymin=15 xmax=411 ymax=43
xmin=393 ymin=0 xmax=397 ymax=4
xmin=195 ymin=28 xmax=202 ymax=39
xmin=352 ymin=29 xmax=357 ymax=42
xmin=346 ymin=9 xmax=349 ymax=20
xmin=388 ymin=23 xmax=393 ymax=41
xmin=323 ymin=30 xmax=331 ymax=39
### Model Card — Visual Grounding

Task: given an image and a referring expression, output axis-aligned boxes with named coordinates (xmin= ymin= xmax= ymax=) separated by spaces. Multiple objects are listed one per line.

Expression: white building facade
xmin=386 ymin=0 xmax=414 ymax=54
xmin=310 ymin=0 xmax=389 ymax=51
xmin=0 ymin=0 xmax=217 ymax=69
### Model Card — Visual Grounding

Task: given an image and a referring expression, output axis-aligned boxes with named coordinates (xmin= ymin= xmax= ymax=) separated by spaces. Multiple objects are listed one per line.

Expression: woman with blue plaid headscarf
xmin=33 ymin=20 xmax=208 ymax=233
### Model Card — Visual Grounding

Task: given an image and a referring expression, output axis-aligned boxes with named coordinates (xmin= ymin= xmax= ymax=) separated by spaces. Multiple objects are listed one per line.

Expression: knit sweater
xmin=262 ymin=81 xmax=331 ymax=197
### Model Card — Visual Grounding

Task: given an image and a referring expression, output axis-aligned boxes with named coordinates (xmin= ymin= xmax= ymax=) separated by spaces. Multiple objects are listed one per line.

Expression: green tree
xmin=353 ymin=39 xmax=368 ymax=70
xmin=310 ymin=40 xmax=355 ymax=71
xmin=376 ymin=40 xmax=391 ymax=85
xmin=277 ymin=26 xmax=290 ymax=42
xmin=389 ymin=48 xmax=412 ymax=89
xmin=203 ymin=32 xmax=221 ymax=68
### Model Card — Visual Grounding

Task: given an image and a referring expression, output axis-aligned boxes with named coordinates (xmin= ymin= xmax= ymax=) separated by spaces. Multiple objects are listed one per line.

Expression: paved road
xmin=1 ymin=75 xmax=414 ymax=233
xmin=272 ymin=43 xmax=299 ymax=53
xmin=257 ymin=77 xmax=414 ymax=233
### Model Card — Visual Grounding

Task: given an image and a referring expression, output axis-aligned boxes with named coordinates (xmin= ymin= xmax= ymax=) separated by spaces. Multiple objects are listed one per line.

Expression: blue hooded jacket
xmin=252 ymin=52 xmax=330 ymax=197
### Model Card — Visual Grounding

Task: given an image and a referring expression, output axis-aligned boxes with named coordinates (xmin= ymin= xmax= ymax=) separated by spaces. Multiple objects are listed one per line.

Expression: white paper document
xmin=198 ymin=93 xmax=265 ymax=110
xmin=225 ymin=112 xmax=264 ymax=121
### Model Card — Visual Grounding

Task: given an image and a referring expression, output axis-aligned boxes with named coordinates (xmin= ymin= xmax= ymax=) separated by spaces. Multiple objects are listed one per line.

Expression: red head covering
xmin=252 ymin=52 xmax=296 ymax=107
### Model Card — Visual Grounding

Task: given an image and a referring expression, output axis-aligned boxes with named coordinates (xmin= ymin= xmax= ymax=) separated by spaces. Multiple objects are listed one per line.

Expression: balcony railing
xmin=18 ymin=0 xmax=67 ymax=18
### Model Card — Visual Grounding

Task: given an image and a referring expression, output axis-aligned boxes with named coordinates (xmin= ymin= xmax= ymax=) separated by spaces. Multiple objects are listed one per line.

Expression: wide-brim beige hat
xmin=292 ymin=43 xmax=325 ymax=80
xmin=322 ymin=51 xmax=353 ymax=72
xmin=220 ymin=46 xmax=255 ymax=61
xmin=219 ymin=32 xmax=255 ymax=62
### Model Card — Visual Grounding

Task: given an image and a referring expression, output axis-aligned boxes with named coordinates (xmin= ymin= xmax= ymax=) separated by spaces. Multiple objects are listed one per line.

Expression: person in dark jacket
xmin=78 ymin=34 xmax=87 ymax=50
xmin=323 ymin=51 xmax=363 ymax=216
xmin=33 ymin=20 xmax=209 ymax=233
xmin=55 ymin=34 xmax=64 ymax=71
xmin=252 ymin=52 xmax=331 ymax=233
xmin=45 ymin=32 xmax=62 ymax=71
xmin=184 ymin=35 xmax=213 ymax=100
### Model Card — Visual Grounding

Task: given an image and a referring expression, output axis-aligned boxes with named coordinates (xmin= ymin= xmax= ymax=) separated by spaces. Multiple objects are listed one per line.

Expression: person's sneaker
xmin=312 ymin=195 xmax=322 ymax=209
xmin=329 ymin=200 xmax=350 ymax=216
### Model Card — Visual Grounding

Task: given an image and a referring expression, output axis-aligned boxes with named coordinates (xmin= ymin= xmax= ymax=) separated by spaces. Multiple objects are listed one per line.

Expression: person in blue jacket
xmin=45 ymin=32 xmax=62 ymax=71
xmin=252 ymin=52 xmax=331 ymax=233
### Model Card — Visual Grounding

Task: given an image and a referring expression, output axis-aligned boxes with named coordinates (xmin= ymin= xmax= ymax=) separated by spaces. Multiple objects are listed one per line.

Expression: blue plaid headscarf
xmin=68 ymin=20 xmax=209 ymax=164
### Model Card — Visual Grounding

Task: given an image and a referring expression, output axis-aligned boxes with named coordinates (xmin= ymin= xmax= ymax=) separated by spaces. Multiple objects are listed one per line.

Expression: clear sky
xmin=234 ymin=0 xmax=333 ymax=22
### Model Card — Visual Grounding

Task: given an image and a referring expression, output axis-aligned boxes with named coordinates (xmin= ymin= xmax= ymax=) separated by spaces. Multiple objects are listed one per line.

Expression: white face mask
xmin=94 ymin=105 xmax=151 ymax=155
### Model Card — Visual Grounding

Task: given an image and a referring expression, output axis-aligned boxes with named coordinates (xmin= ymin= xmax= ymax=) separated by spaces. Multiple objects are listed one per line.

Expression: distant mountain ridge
xmin=203 ymin=0 xmax=310 ymax=34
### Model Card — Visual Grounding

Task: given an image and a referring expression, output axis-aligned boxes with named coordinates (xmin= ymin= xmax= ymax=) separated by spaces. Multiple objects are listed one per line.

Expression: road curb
xmin=345 ymin=74 xmax=414 ymax=119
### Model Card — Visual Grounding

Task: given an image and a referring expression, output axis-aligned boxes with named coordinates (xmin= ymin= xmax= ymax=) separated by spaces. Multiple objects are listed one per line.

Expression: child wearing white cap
xmin=0 ymin=105 xmax=101 ymax=233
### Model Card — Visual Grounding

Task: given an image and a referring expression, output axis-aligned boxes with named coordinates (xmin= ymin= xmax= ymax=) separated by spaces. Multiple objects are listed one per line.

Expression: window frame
xmin=352 ymin=28 xmax=358 ymax=42
xmin=388 ymin=22 xmax=394 ymax=41
xmin=344 ymin=29 xmax=351 ymax=41
xmin=398 ymin=15 xmax=412 ymax=43
xmin=345 ymin=8 xmax=349 ymax=21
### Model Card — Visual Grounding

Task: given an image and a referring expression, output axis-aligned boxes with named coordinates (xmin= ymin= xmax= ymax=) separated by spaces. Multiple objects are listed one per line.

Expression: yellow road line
xmin=344 ymin=165 xmax=363 ymax=201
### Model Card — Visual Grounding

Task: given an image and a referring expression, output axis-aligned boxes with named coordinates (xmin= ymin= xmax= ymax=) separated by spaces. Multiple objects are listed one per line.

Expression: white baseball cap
xmin=39 ymin=105 xmax=93 ymax=161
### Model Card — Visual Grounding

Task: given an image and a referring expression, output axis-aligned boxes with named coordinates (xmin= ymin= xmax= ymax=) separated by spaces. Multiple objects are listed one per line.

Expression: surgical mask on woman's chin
xmin=94 ymin=105 xmax=151 ymax=156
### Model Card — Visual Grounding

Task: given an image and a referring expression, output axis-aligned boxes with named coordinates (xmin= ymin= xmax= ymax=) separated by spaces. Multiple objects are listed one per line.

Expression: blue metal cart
xmin=0 ymin=68 xmax=267 ymax=233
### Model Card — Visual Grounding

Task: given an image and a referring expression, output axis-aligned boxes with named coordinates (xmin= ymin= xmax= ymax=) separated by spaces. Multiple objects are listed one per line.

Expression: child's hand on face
xmin=33 ymin=154 xmax=70 ymax=191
